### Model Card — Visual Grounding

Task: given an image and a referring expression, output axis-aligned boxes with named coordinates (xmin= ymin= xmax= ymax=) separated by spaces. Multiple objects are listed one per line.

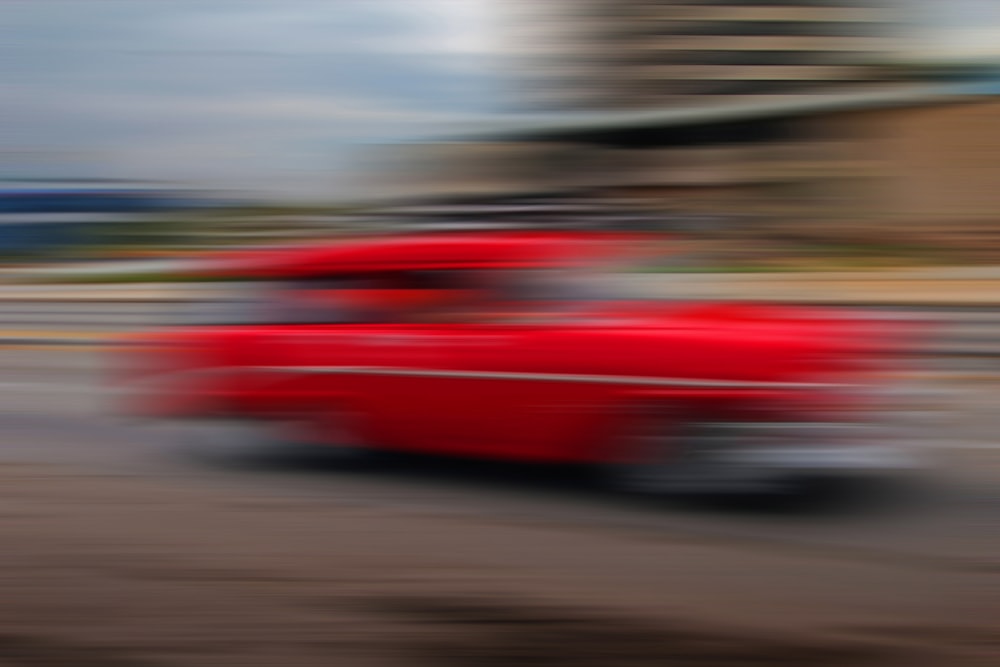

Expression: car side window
xmin=175 ymin=282 xmax=273 ymax=326
xmin=385 ymin=270 xmax=565 ymax=326
xmin=269 ymin=272 xmax=472 ymax=325
xmin=268 ymin=276 xmax=387 ymax=324
xmin=373 ymin=270 xmax=474 ymax=324
xmin=176 ymin=277 xmax=383 ymax=326
xmin=175 ymin=269 xmax=595 ymax=328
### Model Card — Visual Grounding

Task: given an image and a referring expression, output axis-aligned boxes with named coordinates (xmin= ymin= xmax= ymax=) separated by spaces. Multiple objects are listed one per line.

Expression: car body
xmin=118 ymin=229 xmax=933 ymax=500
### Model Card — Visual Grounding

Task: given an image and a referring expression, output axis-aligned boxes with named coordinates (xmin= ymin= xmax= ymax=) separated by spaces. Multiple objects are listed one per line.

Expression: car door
xmin=252 ymin=271 xmax=617 ymax=460
xmin=402 ymin=321 xmax=620 ymax=461
xmin=262 ymin=322 xmax=458 ymax=451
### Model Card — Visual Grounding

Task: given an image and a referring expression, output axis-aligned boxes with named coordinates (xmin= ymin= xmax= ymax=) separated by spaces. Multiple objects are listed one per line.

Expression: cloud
xmin=12 ymin=0 xmax=997 ymax=200
xmin=145 ymin=0 xmax=503 ymax=60
xmin=6 ymin=74 xmax=503 ymax=202
xmin=360 ymin=0 xmax=505 ymax=64
xmin=1 ymin=0 xmax=504 ymax=199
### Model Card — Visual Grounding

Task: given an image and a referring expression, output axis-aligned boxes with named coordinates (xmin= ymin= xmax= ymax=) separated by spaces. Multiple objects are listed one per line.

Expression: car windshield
xmin=497 ymin=266 xmax=620 ymax=303
xmin=175 ymin=282 xmax=272 ymax=326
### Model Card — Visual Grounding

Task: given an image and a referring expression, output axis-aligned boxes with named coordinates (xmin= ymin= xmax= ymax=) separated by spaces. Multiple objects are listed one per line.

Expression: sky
xmin=3 ymin=0 xmax=508 ymax=200
xmin=3 ymin=0 xmax=1000 ymax=201
xmin=904 ymin=0 xmax=1000 ymax=58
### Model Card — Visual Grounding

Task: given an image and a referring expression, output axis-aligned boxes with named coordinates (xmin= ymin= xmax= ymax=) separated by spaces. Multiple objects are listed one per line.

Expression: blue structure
xmin=0 ymin=180 xmax=201 ymax=257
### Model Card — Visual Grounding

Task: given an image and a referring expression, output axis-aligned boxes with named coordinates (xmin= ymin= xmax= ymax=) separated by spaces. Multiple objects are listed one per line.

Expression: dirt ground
xmin=0 ymin=462 xmax=996 ymax=667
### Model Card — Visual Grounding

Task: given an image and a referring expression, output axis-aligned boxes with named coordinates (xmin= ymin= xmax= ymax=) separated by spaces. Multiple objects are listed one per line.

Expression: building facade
xmin=517 ymin=0 xmax=901 ymax=111
xmin=487 ymin=86 xmax=1000 ymax=256
xmin=359 ymin=3 xmax=998 ymax=260
xmin=364 ymin=79 xmax=1000 ymax=259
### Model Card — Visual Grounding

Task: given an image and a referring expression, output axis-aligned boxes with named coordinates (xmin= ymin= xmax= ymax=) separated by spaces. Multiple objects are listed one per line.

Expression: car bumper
xmin=663 ymin=418 xmax=933 ymax=493
xmin=723 ymin=442 xmax=924 ymax=473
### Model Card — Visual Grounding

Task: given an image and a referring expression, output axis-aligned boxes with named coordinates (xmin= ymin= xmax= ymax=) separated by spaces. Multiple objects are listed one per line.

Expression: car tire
xmin=604 ymin=411 xmax=897 ymax=513
xmin=603 ymin=409 xmax=715 ymax=497
xmin=747 ymin=473 xmax=914 ymax=515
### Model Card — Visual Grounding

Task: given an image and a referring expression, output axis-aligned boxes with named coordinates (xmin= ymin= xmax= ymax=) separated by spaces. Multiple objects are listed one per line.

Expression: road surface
xmin=0 ymin=318 xmax=998 ymax=665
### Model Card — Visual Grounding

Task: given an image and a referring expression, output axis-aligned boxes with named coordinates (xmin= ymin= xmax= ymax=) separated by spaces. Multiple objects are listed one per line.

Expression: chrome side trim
xmin=254 ymin=366 xmax=844 ymax=391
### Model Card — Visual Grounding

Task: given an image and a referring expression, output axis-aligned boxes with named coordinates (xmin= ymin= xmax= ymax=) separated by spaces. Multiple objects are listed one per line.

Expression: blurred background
xmin=2 ymin=5 xmax=999 ymax=666
xmin=3 ymin=0 xmax=1000 ymax=270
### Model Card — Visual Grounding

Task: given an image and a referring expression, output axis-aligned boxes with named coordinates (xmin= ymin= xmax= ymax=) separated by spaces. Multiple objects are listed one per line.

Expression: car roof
xmin=200 ymin=230 xmax=636 ymax=279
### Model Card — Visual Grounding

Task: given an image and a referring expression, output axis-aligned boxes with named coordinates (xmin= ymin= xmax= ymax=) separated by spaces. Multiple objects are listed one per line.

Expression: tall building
xmin=516 ymin=0 xmax=901 ymax=110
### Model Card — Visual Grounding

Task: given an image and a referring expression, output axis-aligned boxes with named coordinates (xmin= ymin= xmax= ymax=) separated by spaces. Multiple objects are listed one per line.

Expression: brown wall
xmin=871 ymin=100 xmax=1000 ymax=224
xmin=359 ymin=98 xmax=1000 ymax=231
xmin=743 ymin=101 xmax=1000 ymax=229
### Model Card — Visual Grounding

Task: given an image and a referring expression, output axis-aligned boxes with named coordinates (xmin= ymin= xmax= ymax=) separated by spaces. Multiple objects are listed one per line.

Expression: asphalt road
xmin=2 ymin=343 xmax=999 ymax=572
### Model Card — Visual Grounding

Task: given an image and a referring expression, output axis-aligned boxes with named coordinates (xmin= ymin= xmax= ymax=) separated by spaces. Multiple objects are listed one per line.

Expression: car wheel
xmin=604 ymin=410 xmax=725 ymax=497
xmin=604 ymin=412 xmax=884 ymax=511
xmin=749 ymin=473 xmax=913 ymax=514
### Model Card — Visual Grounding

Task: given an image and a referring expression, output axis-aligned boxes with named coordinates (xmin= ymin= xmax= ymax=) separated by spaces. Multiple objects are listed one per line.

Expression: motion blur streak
xmin=2 ymin=1 xmax=999 ymax=666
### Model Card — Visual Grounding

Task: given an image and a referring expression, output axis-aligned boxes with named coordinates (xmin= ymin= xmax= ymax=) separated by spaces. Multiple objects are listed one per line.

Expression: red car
xmin=120 ymin=229 xmax=929 ymax=502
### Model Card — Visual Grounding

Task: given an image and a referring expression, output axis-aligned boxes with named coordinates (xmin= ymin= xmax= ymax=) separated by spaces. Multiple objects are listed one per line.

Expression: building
xmin=484 ymin=77 xmax=1000 ymax=248
xmin=515 ymin=0 xmax=901 ymax=111
xmin=361 ymin=74 xmax=1000 ymax=261
xmin=354 ymin=141 xmax=582 ymax=204
xmin=357 ymin=4 xmax=999 ymax=259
